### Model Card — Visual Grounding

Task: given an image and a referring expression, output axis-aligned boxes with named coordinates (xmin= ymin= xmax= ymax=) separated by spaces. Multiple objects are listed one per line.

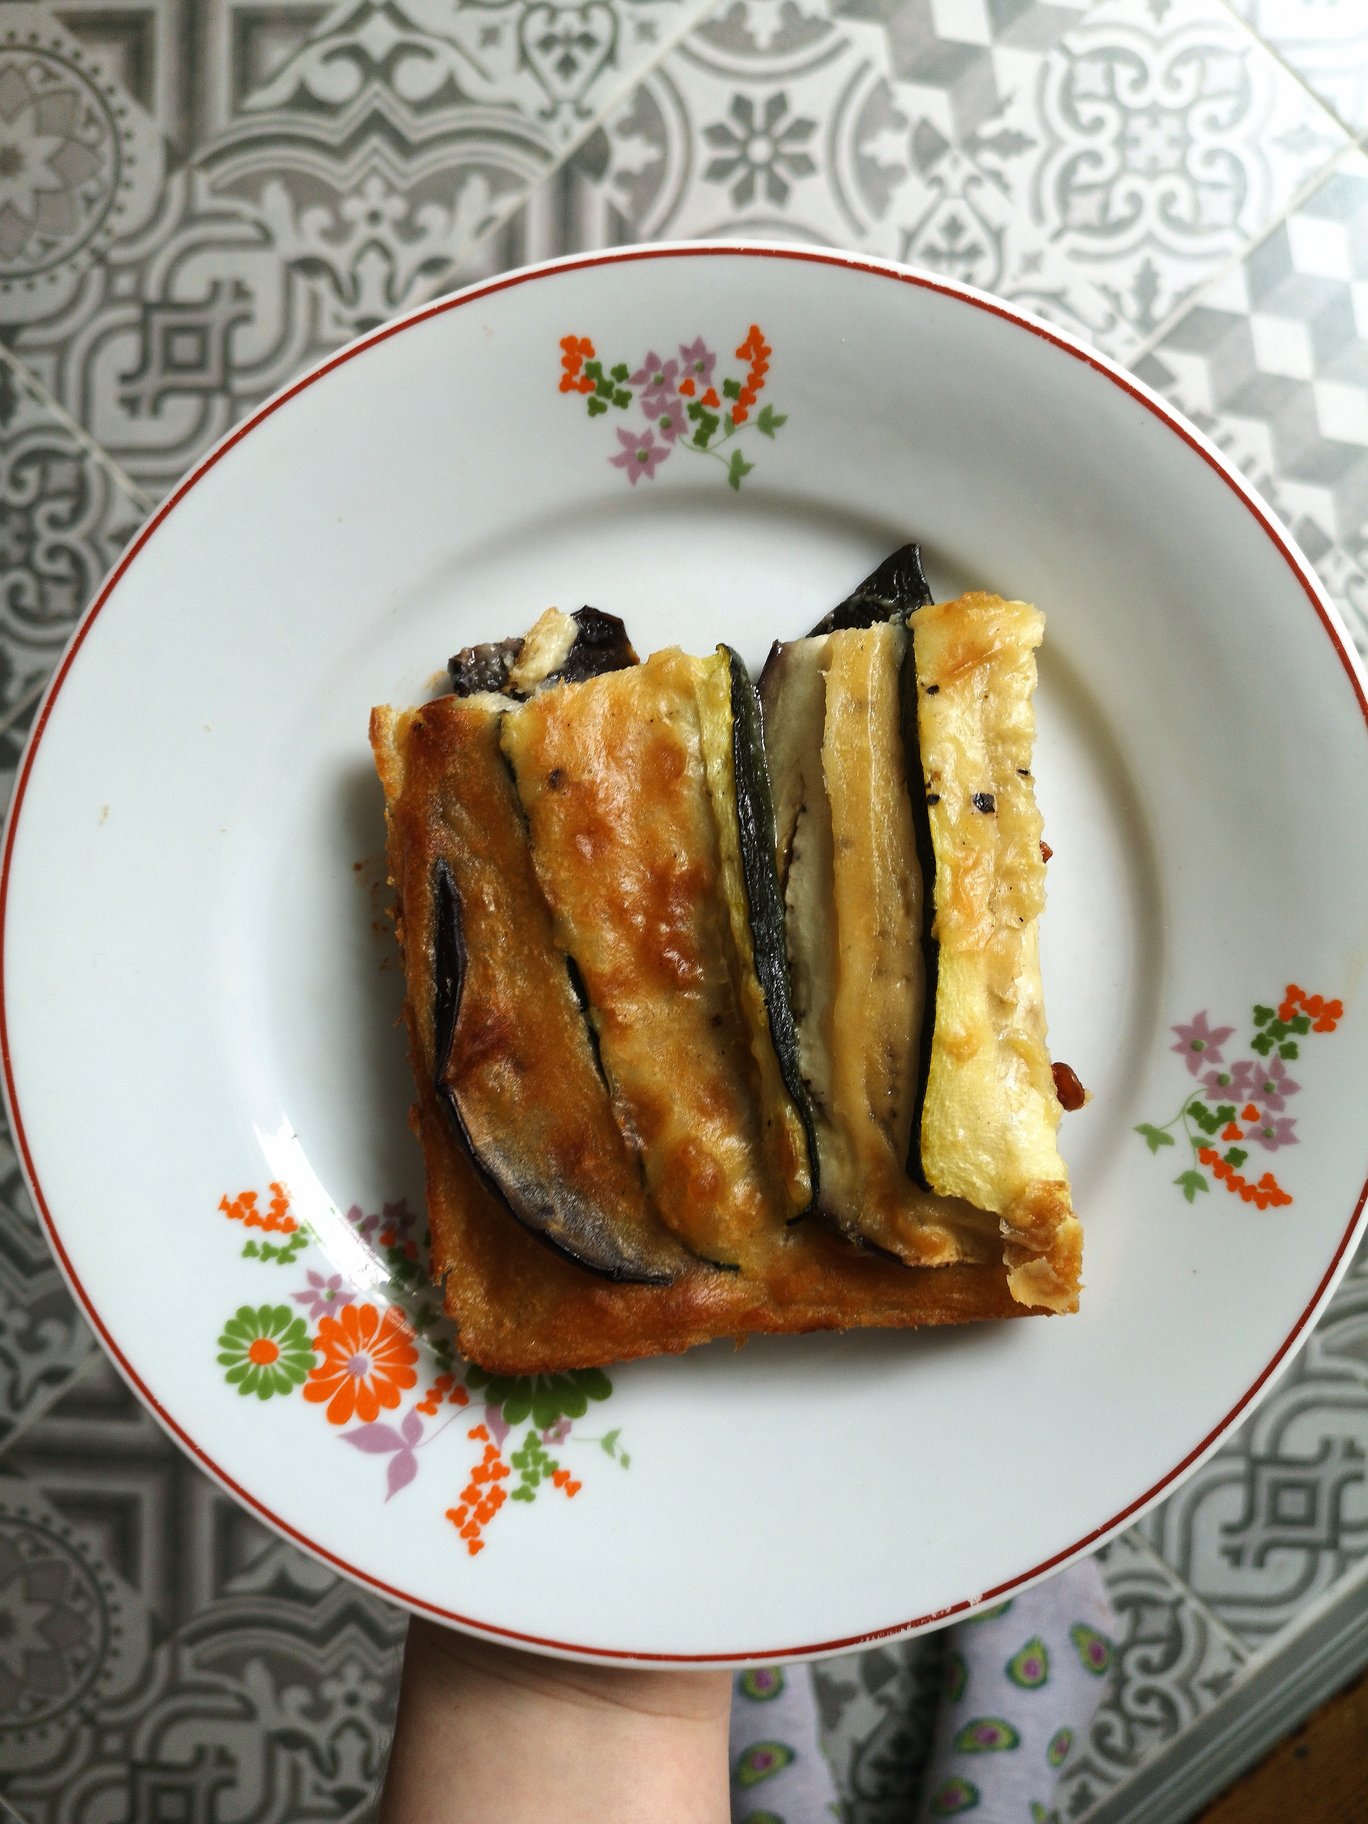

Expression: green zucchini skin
xmin=432 ymin=859 xmax=685 ymax=1285
xmin=900 ymin=629 xmax=939 ymax=1190
xmin=724 ymin=646 xmax=820 ymax=1213
xmin=805 ymin=543 xmax=932 ymax=636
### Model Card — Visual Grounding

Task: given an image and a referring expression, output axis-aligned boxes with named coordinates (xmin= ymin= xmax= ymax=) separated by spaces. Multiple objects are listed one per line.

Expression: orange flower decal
xmin=304 ymin=1302 xmax=418 ymax=1426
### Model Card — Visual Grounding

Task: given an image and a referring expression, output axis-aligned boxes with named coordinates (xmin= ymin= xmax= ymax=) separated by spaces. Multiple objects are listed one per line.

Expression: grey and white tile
xmin=1229 ymin=0 xmax=1368 ymax=138
xmin=0 ymin=1436 xmax=404 ymax=1822
xmin=507 ymin=0 xmax=1349 ymax=362
xmin=814 ymin=1633 xmax=943 ymax=1824
xmin=0 ymin=1114 xmax=96 ymax=1460
xmin=3 ymin=0 xmax=718 ymax=498
xmin=1135 ymin=149 xmax=1368 ymax=658
xmin=1056 ymin=1530 xmax=1250 ymax=1821
xmin=1136 ymin=1231 xmax=1368 ymax=1648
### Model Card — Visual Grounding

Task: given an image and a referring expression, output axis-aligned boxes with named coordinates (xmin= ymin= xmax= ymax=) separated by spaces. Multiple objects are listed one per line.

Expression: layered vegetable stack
xmin=370 ymin=548 xmax=1081 ymax=1372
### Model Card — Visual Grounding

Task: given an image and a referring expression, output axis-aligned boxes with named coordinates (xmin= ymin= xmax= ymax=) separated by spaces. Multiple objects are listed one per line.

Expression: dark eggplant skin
xmin=724 ymin=647 xmax=820 ymax=1213
xmin=901 ymin=619 xmax=939 ymax=1190
xmin=555 ymin=608 xmax=639 ymax=684
xmin=805 ymin=543 xmax=933 ymax=637
xmin=448 ymin=608 xmax=637 ymax=699
xmin=431 ymin=859 xmax=684 ymax=1285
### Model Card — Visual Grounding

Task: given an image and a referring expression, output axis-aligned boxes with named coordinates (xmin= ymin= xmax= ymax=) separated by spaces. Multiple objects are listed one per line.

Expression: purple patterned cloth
xmin=729 ymin=1557 xmax=1116 ymax=1822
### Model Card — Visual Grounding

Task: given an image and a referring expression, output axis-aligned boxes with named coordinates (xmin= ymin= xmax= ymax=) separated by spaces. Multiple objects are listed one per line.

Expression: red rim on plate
xmin=3 ymin=244 xmax=1367 ymax=1663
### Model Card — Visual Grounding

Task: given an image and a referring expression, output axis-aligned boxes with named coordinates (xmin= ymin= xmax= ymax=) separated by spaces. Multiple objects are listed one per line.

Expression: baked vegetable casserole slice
xmin=370 ymin=551 xmax=1081 ymax=1372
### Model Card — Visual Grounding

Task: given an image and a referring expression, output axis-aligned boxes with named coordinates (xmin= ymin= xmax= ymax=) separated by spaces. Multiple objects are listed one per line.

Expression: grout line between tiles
xmin=0 ymin=343 xmax=156 ymax=517
xmin=1210 ymin=0 xmax=1366 ymax=142
xmin=1127 ymin=137 xmax=1360 ymax=368
xmin=408 ymin=0 xmax=727 ymax=307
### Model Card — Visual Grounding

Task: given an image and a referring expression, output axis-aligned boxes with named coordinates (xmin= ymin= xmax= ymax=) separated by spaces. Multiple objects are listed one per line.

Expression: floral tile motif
xmin=0 ymin=1488 xmax=401 ymax=1822
xmin=532 ymin=0 xmax=1347 ymax=363
xmin=2 ymin=0 xmax=718 ymax=498
xmin=1134 ymin=151 xmax=1368 ymax=658
xmin=3 ymin=1349 xmax=294 ymax=1640
xmin=1136 ymin=1230 xmax=1368 ymax=1648
xmin=1230 ymin=0 xmax=1368 ymax=137
xmin=1054 ymin=1530 xmax=1250 ymax=1821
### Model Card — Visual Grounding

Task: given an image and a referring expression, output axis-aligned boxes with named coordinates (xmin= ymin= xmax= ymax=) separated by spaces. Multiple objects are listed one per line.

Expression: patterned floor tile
xmin=1135 ymin=1230 xmax=1368 ymax=1649
xmin=1230 ymin=0 xmax=1368 ymax=138
xmin=1055 ymin=1530 xmax=1250 ymax=1821
xmin=3 ymin=0 xmax=716 ymax=497
xmin=813 ymin=1634 xmax=943 ymax=1823
xmin=4 ymin=1350 xmax=284 ymax=1641
xmin=0 ymin=1459 xmax=402 ymax=1822
xmin=0 ymin=353 xmax=144 ymax=731
xmin=509 ymin=0 xmax=1349 ymax=363
xmin=1134 ymin=149 xmax=1368 ymax=658
xmin=0 ymin=1112 xmax=96 ymax=1460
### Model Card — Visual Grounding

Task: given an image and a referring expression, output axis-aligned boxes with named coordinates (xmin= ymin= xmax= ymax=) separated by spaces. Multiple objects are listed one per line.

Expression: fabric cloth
xmin=729 ymin=1661 xmax=842 ymax=1823
xmin=912 ymin=1556 xmax=1116 ymax=1822
xmin=728 ymin=1556 xmax=1116 ymax=1823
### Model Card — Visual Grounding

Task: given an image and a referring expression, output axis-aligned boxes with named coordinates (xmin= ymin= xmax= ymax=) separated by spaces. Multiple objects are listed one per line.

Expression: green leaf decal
xmin=728 ymin=450 xmax=754 ymax=491
xmin=1175 ymin=1170 xmax=1209 ymax=1202
xmin=1135 ymin=1123 xmax=1175 ymax=1152
xmin=757 ymin=404 xmax=788 ymax=438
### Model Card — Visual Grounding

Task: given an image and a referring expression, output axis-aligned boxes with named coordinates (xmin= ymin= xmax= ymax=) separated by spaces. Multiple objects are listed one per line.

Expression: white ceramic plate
xmin=4 ymin=245 xmax=1367 ymax=1666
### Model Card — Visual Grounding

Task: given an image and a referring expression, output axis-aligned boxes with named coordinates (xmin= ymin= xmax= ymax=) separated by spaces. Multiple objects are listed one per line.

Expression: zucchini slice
xmin=909 ymin=593 xmax=1079 ymax=1309
xmin=696 ymin=647 xmax=816 ymax=1217
xmin=500 ymin=649 xmax=793 ymax=1269
xmin=374 ymin=696 xmax=692 ymax=1285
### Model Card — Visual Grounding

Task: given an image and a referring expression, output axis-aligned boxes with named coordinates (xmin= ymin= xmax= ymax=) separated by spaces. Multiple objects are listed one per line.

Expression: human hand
xmin=380 ymin=1616 xmax=733 ymax=1824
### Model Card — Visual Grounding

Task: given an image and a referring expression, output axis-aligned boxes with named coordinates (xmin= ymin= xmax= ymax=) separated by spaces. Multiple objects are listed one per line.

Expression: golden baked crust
xmin=371 ymin=589 xmax=1081 ymax=1370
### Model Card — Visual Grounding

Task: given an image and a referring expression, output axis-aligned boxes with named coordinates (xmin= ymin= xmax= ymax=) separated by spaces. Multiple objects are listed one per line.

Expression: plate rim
xmin=4 ymin=239 xmax=1367 ymax=1665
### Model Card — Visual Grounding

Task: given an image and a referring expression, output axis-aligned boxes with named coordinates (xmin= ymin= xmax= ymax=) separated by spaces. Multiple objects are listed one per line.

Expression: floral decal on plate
xmin=559 ymin=327 xmax=785 ymax=490
xmin=210 ymin=1187 xmax=628 ymax=1555
xmin=1137 ymin=984 xmax=1343 ymax=1206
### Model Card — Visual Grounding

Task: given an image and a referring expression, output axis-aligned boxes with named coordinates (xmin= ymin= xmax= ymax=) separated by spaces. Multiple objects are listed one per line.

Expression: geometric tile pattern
xmin=1056 ymin=1531 xmax=1250 ymax=1821
xmin=1136 ymin=152 xmax=1368 ymax=656
xmin=0 ymin=1365 xmax=405 ymax=1823
xmin=503 ymin=0 xmax=1350 ymax=362
xmin=1137 ymin=1230 xmax=1368 ymax=1646
xmin=0 ymin=4 xmax=1366 ymax=1820
xmin=1228 ymin=0 xmax=1368 ymax=136
xmin=812 ymin=1632 xmax=944 ymax=1824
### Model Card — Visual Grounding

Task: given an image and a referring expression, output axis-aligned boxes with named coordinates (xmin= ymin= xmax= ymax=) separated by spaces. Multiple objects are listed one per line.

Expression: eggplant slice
xmin=374 ymin=695 xmax=694 ymax=1286
xmin=500 ymin=648 xmax=799 ymax=1269
xmin=449 ymin=606 xmax=638 ymax=699
xmin=806 ymin=542 xmax=933 ymax=637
